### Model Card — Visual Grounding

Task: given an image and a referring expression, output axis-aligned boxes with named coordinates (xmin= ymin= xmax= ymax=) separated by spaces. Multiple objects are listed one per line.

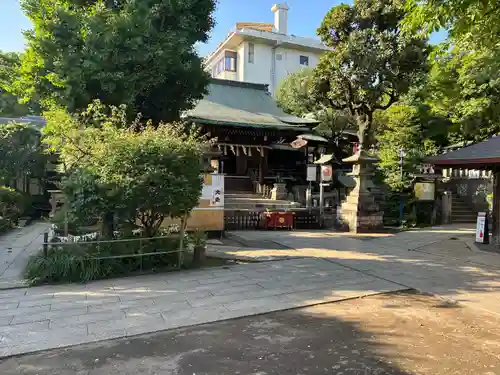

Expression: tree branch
xmin=327 ymin=98 xmax=344 ymax=110
xmin=374 ymin=90 xmax=398 ymax=110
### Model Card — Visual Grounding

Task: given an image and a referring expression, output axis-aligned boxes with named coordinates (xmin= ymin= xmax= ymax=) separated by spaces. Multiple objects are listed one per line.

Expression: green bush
xmin=24 ymin=235 xmax=188 ymax=285
xmin=0 ymin=186 xmax=28 ymax=228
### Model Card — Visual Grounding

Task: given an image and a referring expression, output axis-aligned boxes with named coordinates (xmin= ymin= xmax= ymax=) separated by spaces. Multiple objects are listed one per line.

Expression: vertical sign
xmin=307 ymin=165 xmax=317 ymax=182
xmin=321 ymin=165 xmax=333 ymax=182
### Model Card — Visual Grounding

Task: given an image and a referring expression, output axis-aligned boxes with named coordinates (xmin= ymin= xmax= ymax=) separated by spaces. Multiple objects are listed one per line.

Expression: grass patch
xmin=24 ymin=236 xmax=240 ymax=286
xmin=24 ymin=236 xmax=184 ymax=285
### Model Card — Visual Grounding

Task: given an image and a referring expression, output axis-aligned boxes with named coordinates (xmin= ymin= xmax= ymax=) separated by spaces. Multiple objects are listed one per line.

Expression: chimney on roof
xmin=271 ymin=3 xmax=289 ymax=34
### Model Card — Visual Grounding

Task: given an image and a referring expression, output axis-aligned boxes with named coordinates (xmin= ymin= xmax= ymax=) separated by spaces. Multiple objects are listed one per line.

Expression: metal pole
xmin=307 ymin=181 xmax=312 ymax=213
xmin=43 ymin=232 xmax=48 ymax=257
xmin=399 ymin=148 xmax=405 ymax=225
xmin=319 ymin=183 xmax=324 ymax=216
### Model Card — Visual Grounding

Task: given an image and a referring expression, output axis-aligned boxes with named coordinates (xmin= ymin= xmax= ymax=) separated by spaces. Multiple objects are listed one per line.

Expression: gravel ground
xmin=2 ymin=290 xmax=500 ymax=375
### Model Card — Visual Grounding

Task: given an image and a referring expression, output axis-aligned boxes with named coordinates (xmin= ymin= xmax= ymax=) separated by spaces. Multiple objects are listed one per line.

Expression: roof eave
xmin=188 ymin=117 xmax=311 ymax=132
xmin=426 ymin=157 xmax=500 ymax=166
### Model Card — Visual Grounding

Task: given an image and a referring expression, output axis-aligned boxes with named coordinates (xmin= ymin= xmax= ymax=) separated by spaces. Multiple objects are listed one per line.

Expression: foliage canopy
xmin=17 ymin=0 xmax=216 ymax=122
xmin=276 ymin=69 xmax=356 ymax=161
xmin=0 ymin=51 xmax=38 ymax=117
xmin=0 ymin=122 xmax=45 ymax=185
xmin=44 ymin=102 xmax=207 ymax=237
xmin=311 ymin=0 xmax=429 ymax=150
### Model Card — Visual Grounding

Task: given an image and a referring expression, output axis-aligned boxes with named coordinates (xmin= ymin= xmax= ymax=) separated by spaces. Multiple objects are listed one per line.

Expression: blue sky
xmin=0 ymin=0 xmax=446 ymax=55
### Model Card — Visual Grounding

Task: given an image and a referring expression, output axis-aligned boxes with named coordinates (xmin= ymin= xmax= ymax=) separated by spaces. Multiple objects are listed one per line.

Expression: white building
xmin=204 ymin=3 xmax=329 ymax=94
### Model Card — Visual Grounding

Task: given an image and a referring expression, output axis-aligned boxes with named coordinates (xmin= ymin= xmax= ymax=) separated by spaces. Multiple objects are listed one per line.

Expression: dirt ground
xmin=2 ymin=291 xmax=500 ymax=375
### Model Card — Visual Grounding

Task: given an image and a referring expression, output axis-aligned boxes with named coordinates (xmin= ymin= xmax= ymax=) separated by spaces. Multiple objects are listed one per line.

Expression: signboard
xmin=306 ymin=165 xmax=317 ymax=182
xmin=475 ymin=212 xmax=489 ymax=244
xmin=290 ymin=138 xmax=308 ymax=149
xmin=414 ymin=182 xmax=435 ymax=201
xmin=321 ymin=165 xmax=333 ymax=182
xmin=201 ymin=173 xmax=224 ymax=207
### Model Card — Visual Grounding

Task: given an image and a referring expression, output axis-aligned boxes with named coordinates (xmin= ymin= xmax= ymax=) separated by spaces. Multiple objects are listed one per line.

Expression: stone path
xmin=228 ymin=225 xmax=500 ymax=316
xmin=2 ymin=223 xmax=500 ymax=359
xmin=0 ymin=258 xmax=402 ymax=357
xmin=0 ymin=222 xmax=51 ymax=289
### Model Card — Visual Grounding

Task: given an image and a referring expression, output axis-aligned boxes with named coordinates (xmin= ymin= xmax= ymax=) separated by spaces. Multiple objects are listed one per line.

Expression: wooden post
xmin=178 ymin=213 xmax=188 ymax=269
xmin=441 ymin=191 xmax=452 ymax=225
xmin=43 ymin=232 xmax=48 ymax=257
xmin=259 ymin=148 xmax=268 ymax=184
xmin=64 ymin=211 xmax=69 ymax=237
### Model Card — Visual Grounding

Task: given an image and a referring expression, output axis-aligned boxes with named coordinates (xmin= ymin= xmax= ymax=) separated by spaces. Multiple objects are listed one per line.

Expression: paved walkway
xmin=1 ymin=223 xmax=500 ymax=358
xmin=0 ymin=222 xmax=50 ymax=289
xmin=0 ymin=258 xmax=401 ymax=357
xmin=228 ymin=225 xmax=500 ymax=316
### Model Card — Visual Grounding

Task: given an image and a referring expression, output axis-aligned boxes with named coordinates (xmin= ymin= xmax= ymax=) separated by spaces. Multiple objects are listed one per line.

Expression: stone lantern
xmin=339 ymin=151 xmax=383 ymax=232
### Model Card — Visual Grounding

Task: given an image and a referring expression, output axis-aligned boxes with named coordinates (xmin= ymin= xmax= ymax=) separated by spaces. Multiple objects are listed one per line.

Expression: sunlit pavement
xmin=0 ymin=222 xmax=50 ymax=289
xmin=0 ymin=257 xmax=402 ymax=357
xmin=2 ymin=224 xmax=500 ymax=358
xmin=225 ymin=225 xmax=500 ymax=316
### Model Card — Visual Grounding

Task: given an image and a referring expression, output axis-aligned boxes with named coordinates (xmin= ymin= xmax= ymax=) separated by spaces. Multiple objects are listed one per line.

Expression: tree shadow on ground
xmin=222 ymin=227 xmax=500 ymax=312
xmin=2 ymin=291 xmax=500 ymax=375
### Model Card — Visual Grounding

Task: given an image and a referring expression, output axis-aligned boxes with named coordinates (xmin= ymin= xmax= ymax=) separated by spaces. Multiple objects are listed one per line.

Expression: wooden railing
xmin=224 ymin=210 xmax=322 ymax=230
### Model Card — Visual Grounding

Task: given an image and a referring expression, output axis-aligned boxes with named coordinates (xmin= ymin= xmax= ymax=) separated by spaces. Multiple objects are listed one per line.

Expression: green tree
xmin=0 ymin=122 xmax=45 ymax=185
xmin=0 ymin=52 xmax=34 ymax=117
xmin=276 ymin=69 xmax=317 ymax=117
xmin=404 ymin=0 xmax=499 ymax=48
xmin=276 ymin=69 xmax=355 ymax=161
xmin=311 ymin=0 xmax=429 ymax=151
xmin=17 ymin=0 xmax=216 ymax=122
xmin=376 ymin=103 xmax=447 ymax=191
xmin=44 ymin=102 xmax=207 ymax=237
xmin=425 ymin=45 xmax=500 ymax=144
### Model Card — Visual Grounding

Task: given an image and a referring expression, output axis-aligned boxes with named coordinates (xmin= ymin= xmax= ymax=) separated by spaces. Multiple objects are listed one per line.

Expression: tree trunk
xmin=101 ymin=211 xmax=114 ymax=239
xmin=192 ymin=245 xmax=206 ymax=267
xmin=177 ymin=214 xmax=188 ymax=268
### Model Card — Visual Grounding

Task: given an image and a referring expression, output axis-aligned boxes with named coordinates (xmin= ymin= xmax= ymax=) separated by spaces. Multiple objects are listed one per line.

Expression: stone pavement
xmin=0 ymin=222 xmax=51 ymax=289
xmin=228 ymin=225 xmax=500 ymax=316
xmin=2 ymin=223 xmax=500 ymax=359
xmin=0 ymin=257 xmax=402 ymax=357
xmin=3 ymin=292 xmax=500 ymax=375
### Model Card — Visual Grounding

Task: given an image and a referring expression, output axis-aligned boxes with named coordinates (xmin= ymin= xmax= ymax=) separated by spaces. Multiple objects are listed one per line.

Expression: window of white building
xmin=248 ymin=43 xmax=255 ymax=63
xmin=300 ymin=55 xmax=309 ymax=66
xmin=225 ymin=51 xmax=237 ymax=72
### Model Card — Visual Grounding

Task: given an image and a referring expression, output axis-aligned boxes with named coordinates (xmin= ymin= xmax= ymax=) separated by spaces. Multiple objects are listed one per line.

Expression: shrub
xmin=0 ymin=186 xmax=28 ymax=228
xmin=24 ymin=235 xmax=188 ymax=285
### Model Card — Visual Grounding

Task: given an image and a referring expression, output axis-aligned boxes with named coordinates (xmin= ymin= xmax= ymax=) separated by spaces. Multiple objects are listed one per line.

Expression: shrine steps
xmin=451 ymin=195 xmax=478 ymax=224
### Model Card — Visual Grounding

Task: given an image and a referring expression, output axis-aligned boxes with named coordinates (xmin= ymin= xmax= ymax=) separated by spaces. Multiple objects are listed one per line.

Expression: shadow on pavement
xmin=2 ymin=291 xmax=500 ymax=375
xmin=221 ymin=227 xmax=500 ymax=314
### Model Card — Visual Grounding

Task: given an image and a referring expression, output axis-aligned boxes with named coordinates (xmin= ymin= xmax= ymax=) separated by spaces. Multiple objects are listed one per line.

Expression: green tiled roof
xmin=185 ymin=79 xmax=318 ymax=131
xmin=0 ymin=116 xmax=46 ymax=131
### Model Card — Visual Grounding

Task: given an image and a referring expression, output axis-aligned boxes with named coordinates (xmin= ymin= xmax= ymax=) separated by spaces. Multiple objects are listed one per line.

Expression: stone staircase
xmin=225 ymin=192 xmax=302 ymax=211
xmin=451 ymin=195 xmax=477 ymax=224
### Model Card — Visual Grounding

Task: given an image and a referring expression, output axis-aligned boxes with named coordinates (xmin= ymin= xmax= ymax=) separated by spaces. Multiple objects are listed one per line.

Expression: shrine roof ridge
xmin=210 ymin=78 xmax=270 ymax=92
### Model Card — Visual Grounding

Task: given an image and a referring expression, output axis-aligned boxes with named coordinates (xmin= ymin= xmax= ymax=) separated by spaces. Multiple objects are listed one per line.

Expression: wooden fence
xmin=224 ymin=210 xmax=322 ymax=230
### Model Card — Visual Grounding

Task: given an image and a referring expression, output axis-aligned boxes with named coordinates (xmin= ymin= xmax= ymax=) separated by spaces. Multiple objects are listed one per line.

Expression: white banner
xmin=307 ymin=165 xmax=317 ymax=182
